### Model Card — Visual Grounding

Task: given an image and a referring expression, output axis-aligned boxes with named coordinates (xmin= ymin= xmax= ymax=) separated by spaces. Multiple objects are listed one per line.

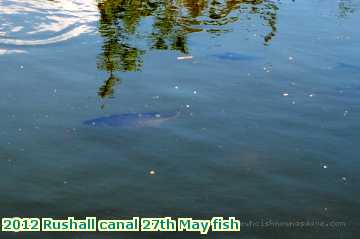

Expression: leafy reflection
xmin=338 ymin=0 xmax=356 ymax=18
xmin=96 ymin=0 xmax=279 ymax=100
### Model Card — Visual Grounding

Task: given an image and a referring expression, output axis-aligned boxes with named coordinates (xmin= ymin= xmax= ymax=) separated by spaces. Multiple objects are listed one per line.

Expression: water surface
xmin=0 ymin=0 xmax=359 ymax=238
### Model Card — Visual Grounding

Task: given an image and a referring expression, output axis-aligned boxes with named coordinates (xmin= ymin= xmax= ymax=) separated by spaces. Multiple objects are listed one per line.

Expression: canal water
xmin=0 ymin=0 xmax=359 ymax=238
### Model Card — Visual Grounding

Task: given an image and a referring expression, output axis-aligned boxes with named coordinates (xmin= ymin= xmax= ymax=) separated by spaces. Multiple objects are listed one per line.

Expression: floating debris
xmin=193 ymin=90 xmax=198 ymax=94
xmin=288 ymin=56 xmax=294 ymax=61
xmin=341 ymin=177 xmax=347 ymax=182
xmin=177 ymin=56 xmax=193 ymax=60
xmin=263 ymin=65 xmax=272 ymax=73
xmin=283 ymin=92 xmax=289 ymax=97
xmin=20 ymin=65 xmax=24 ymax=69
xmin=309 ymin=94 xmax=314 ymax=98
xmin=149 ymin=170 xmax=156 ymax=175
xmin=344 ymin=110 xmax=349 ymax=117
xmin=186 ymin=104 xmax=190 ymax=108
xmin=174 ymin=86 xmax=179 ymax=89
xmin=323 ymin=165 xmax=328 ymax=169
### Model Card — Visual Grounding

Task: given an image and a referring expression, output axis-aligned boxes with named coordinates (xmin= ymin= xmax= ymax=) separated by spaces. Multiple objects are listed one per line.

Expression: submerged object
xmin=83 ymin=111 xmax=179 ymax=128
xmin=336 ymin=62 xmax=360 ymax=72
xmin=212 ymin=52 xmax=259 ymax=61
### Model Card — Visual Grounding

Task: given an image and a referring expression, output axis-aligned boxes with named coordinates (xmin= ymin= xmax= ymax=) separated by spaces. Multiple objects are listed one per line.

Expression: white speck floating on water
xmin=309 ymin=94 xmax=314 ymax=98
xmin=20 ymin=65 xmax=24 ymax=69
xmin=323 ymin=165 xmax=328 ymax=169
xmin=152 ymin=95 xmax=160 ymax=100
xmin=63 ymin=180 xmax=68 ymax=184
xmin=155 ymin=114 xmax=161 ymax=118
xmin=53 ymin=89 xmax=57 ymax=94
xmin=193 ymin=90 xmax=197 ymax=94
xmin=263 ymin=65 xmax=272 ymax=73
xmin=17 ymin=128 xmax=22 ymax=132
xmin=341 ymin=177 xmax=347 ymax=182
xmin=174 ymin=86 xmax=179 ymax=89
xmin=288 ymin=56 xmax=294 ymax=61
xmin=283 ymin=92 xmax=289 ymax=97
xmin=186 ymin=104 xmax=190 ymax=108
xmin=292 ymin=101 xmax=296 ymax=105
xmin=149 ymin=170 xmax=156 ymax=175
xmin=343 ymin=110 xmax=349 ymax=117
xmin=177 ymin=56 xmax=193 ymax=60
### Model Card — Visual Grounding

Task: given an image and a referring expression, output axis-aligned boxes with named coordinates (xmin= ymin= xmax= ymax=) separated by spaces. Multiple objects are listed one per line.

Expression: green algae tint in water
xmin=0 ymin=0 xmax=359 ymax=238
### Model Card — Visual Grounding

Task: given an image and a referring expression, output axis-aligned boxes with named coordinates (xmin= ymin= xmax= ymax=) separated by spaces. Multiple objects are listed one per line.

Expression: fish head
xmin=133 ymin=111 xmax=180 ymax=127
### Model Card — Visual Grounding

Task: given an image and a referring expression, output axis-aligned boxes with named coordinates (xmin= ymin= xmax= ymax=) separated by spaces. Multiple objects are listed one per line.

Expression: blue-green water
xmin=0 ymin=0 xmax=359 ymax=238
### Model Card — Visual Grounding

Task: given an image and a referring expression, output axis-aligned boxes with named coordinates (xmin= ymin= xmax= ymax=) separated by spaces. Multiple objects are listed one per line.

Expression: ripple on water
xmin=0 ymin=0 xmax=98 ymax=47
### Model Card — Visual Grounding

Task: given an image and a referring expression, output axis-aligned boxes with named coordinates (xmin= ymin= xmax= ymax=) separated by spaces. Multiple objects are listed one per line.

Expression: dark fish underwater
xmin=212 ymin=52 xmax=260 ymax=61
xmin=83 ymin=111 xmax=179 ymax=128
xmin=336 ymin=62 xmax=360 ymax=72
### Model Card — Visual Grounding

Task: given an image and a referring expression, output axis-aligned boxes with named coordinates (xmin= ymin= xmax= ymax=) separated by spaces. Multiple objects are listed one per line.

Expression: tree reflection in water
xmin=338 ymin=0 xmax=356 ymax=18
xmin=96 ymin=0 xmax=279 ymax=101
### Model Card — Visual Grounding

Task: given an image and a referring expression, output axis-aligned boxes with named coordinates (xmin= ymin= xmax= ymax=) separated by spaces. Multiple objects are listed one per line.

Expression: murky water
xmin=0 ymin=0 xmax=359 ymax=238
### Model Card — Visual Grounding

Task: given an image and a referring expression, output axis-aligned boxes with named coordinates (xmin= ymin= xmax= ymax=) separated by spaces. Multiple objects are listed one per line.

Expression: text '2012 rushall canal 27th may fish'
xmin=1 ymin=217 xmax=240 ymax=234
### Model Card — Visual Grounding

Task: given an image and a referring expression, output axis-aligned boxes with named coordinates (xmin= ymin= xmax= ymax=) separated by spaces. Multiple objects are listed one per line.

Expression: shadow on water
xmin=96 ymin=0 xmax=280 ymax=103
